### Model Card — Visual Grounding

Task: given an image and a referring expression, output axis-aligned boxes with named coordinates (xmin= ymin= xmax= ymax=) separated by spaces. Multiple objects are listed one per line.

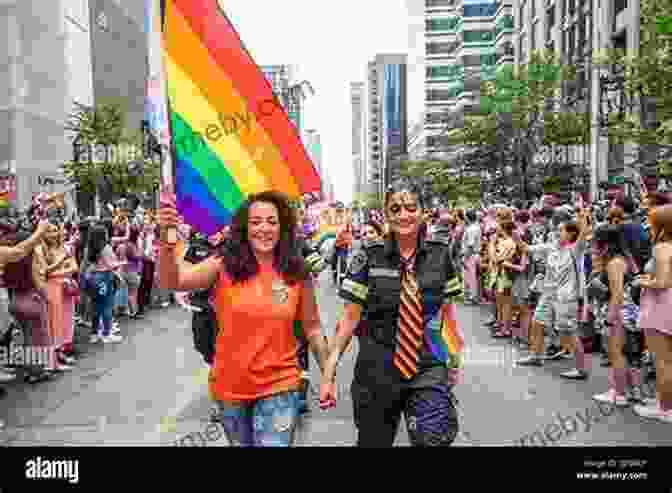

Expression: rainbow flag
xmin=160 ymin=0 xmax=320 ymax=235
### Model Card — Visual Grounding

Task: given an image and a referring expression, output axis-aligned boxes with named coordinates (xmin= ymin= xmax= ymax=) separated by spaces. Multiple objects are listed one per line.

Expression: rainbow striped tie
xmin=393 ymin=255 xmax=424 ymax=379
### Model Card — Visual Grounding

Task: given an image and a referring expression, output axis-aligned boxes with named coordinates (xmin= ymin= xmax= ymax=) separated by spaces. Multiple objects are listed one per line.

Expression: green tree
xmin=61 ymin=101 xmax=160 ymax=197
xmin=445 ymin=51 xmax=589 ymax=199
xmin=398 ymin=158 xmax=481 ymax=206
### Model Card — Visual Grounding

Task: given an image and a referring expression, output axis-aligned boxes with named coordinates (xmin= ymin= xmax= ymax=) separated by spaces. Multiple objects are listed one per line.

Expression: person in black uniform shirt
xmin=181 ymin=231 xmax=225 ymax=365
xmin=320 ymin=182 xmax=463 ymax=447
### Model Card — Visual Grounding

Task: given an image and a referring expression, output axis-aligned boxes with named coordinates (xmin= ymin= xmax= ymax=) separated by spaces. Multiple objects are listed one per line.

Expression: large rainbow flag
xmin=159 ymin=0 xmax=320 ymax=235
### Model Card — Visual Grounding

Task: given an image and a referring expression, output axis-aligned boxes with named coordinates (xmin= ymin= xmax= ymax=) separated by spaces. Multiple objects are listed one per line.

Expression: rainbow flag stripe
xmin=161 ymin=0 xmax=320 ymax=235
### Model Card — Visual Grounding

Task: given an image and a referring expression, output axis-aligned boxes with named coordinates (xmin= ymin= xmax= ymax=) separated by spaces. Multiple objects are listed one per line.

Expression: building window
xmin=426 ymin=64 xmax=464 ymax=79
xmin=96 ymin=11 xmax=109 ymax=31
xmin=531 ymin=22 xmax=537 ymax=51
xmin=530 ymin=0 xmax=536 ymax=18
xmin=426 ymin=17 xmax=462 ymax=32
xmin=519 ymin=1 xmax=525 ymax=29
xmin=614 ymin=0 xmax=627 ymax=14
xmin=546 ymin=6 xmax=555 ymax=40
xmin=463 ymin=3 xmax=498 ymax=16
xmin=426 ymin=113 xmax=446 ymax=124
xmin=519 ymin=34 xmax=527 ymax=63
xmin=568 ymin=0 xmax=575 ymax=15
xmin=427 ymin=136 xmax=449 ymax=148
xmin=568 ymin=24 xmax=576 ymax=59
xmin=578 ymin=16 xmax=586 ymax=50
xmin=463 ymin=30 xmax=495 ymax=43
xmin=427 ymin=87 xmax=463 ymax=101
xmin=426 ymin=0 xmax=453 ymax=7
xmin=426 ymin=42 xmax=454 ymax=54
xmin=495 ymin=14 xmax=514 ymax=36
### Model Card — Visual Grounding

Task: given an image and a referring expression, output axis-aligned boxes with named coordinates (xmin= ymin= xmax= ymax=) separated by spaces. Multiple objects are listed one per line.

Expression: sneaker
xmin=59 ymin=354 xmax=77 ymax=365
xmin=111 ymin=326 xmax=121 ymax=335
xmin=89 ymin=334 xmax=102 ymax=343
xmin=545 ymin=347 xmax=568 ymax=360
xmin=161 ymin=301 xmax=170 ymax=308
xmin=592 ymin=389 xmax=629 ymax=407
xmin=560 ymin=369 xmax=588 ymax=380
xmin=633 ymin=402 xmax=672 ymax=423
xmin=0 ymin=369 xmax=16 ymax=383
xmin=102 ymin=334 xmax=123 ymax=344
xmin=516 ymin=355 xmax=544 ymax=367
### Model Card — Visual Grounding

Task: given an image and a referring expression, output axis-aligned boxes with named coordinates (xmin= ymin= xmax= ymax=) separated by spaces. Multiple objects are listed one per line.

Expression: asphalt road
xmin=1 ymin=270 xmax=670 ymax=446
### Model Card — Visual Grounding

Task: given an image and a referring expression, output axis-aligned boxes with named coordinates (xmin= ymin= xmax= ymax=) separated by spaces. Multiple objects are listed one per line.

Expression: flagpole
xmin=156 ymin=0 xmax=177 ymax=244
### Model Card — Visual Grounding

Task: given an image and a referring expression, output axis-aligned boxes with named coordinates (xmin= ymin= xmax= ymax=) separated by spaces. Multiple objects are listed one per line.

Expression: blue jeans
xmin=91 ymin=271 xmax=116 ymax=337
xmin=213 ymin=391 xmax=302 ymax=446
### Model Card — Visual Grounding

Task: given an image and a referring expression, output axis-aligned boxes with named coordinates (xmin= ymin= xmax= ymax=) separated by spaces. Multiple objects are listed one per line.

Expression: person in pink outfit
xmin=634 ymin=204 xmax=672 ymax=423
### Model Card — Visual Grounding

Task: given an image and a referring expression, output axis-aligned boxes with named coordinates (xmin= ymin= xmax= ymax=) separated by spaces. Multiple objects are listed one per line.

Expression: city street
xmin=0 ymin=270 xmax=670 ymax=447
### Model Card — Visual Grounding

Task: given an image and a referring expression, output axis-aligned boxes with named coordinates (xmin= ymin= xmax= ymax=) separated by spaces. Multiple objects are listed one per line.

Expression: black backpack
xmin=184 ymin=239 xmax=219 ymax=364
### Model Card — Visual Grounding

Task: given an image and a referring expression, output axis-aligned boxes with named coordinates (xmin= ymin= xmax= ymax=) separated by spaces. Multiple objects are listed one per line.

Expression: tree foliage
xmin=61 ymin=101 xmax=160 ymax=196
xmin=443 ymin=52 xmax=590 ymax=197
xmin=398 ymin=159 xmax=481 ymax=205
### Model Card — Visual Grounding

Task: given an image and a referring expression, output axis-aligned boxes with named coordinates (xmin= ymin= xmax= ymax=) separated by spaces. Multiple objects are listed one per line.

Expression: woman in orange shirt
xmin=158 ymin=190 xmax=329 ymax=446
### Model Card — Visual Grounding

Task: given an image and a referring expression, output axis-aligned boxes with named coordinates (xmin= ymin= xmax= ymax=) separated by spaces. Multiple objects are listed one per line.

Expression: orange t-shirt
xmin=210 ymin=261 xmax=316 ymax=402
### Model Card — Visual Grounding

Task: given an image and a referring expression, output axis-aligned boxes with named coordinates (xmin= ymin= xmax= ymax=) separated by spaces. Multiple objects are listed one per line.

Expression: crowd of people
xmin=412 ymin=189 xmax=671 ymax=425
xmin=1 ymin=178 xmax=670 ymax=446
xmin=0 ymin=192 xmax=176 ymax=390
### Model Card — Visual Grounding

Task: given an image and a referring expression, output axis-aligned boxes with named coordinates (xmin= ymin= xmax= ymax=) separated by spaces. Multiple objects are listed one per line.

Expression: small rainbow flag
xmin=160 ymin=0 xmax=320 ymax=235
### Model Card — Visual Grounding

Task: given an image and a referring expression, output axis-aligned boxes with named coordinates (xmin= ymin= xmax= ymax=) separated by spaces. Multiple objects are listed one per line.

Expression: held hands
xmin=157 ymin=189 xmax=180 ymax=229
xmin=319 ymin=379 xmax=337 ymax=409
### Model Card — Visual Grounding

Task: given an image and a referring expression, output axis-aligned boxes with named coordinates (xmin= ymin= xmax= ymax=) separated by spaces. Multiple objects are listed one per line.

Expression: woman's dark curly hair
xmin=217 ymin=190 xmax=307 ymax=285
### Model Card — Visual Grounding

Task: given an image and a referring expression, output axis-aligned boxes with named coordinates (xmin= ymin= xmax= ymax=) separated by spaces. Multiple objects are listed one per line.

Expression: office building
xmin=304 ymin=128 xmax=334 ymax=201
xmin=0 ymin=0 xmax=147 ymax=210
xmin=514 ymin=0 xmax=642 ymax=198
xmin=424 ymin=0 xmax=514 ymax=157
xmin=408 ymin=112 xmax=428 ymax=160
xmin=261 ymin=64 xmax=303 ymax=132
xmin=350 ymin=82 xmax=366 ymax=203
xmin=367 ymin=54 xmax=408 ymax=198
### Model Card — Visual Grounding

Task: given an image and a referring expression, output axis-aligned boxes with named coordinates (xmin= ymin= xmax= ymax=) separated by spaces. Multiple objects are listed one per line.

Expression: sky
xmin=222 ymin=0 xmax=427 ymax=204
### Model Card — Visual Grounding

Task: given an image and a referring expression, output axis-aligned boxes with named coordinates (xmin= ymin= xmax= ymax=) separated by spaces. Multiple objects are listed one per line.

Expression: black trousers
xmin=138 ymin=260 xmax=155 ymax=313
xmin=351 ymin=338 xmax=459 ymax=447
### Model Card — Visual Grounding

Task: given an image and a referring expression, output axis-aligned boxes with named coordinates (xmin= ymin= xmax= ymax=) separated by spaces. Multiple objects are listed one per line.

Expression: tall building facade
xmin=261 ymin=65 xmax=303 ymax=132
xmin=304 ymin=128 xmax=334 ymax=201
xmin=350 ymin=82 xmax=366 ymax=203
xmin=514 ymin=0 xmax=642 ymax=199
xmin=366 ymin=54 xmax=408 ymax=199
xmin=0 ymin=0 xmax=147 ymax=209
xmin=408 ymin=112 xmax=428 ymax=160
xmin=424 ymin=0 xmax=514 ymax=157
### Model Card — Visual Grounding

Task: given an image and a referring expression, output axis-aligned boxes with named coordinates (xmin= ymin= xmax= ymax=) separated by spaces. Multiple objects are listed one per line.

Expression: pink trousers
xmin=463 ymin=255 xmax=480 ymax=300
